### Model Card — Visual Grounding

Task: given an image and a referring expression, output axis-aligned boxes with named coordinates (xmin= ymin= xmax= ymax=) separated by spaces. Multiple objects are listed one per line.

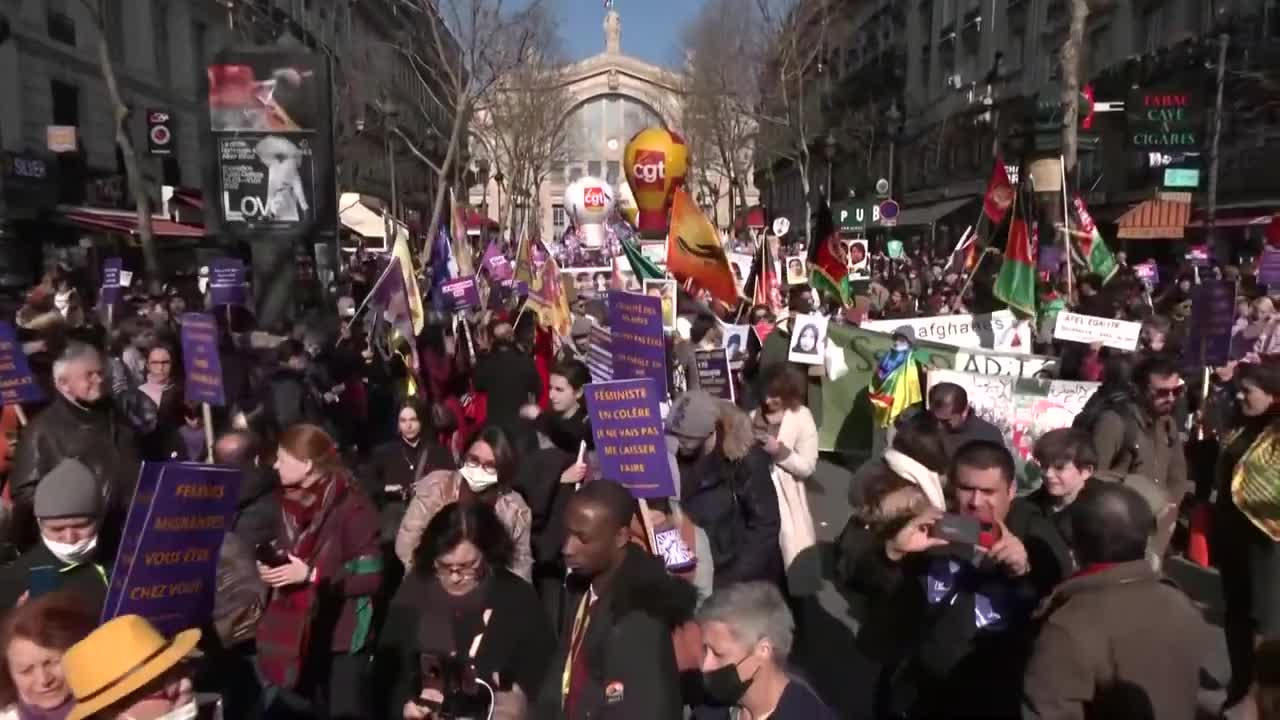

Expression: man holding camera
xmin=844 ymin=441 xmax=1071 ymax=720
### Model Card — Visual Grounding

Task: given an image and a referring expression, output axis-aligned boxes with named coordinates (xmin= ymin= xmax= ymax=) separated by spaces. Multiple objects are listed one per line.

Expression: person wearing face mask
xmin=0 ymin=459 xmax=108 ymax=611
xmin=9 ymin=344 xmax=140 ymax=526
xmin=61 ymin=615 xmax=201 ymax=720
xmin=379 ymin=501 xmax=555 ymax=720
xmin=255 ymin=423 xmax=382 ymax=718
xmin=0 ymin=593 xmax=98 ymax=720
xmin=395 ymin=427 xmax=533 ymax=581
xmin=696 ymin=582 xmax=837 ymax=719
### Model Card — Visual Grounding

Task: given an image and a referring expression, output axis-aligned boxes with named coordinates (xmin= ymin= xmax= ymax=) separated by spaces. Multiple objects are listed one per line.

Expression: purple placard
xmin=480 ymin=242 xmax=514 ymax=282
xmin=1133 ymin=260 xmax=1160 ymax=289
xmin=101 ymin=463 xmax=240 ymax=635
xmin=0 ymin=321 xmax=44 ymax=406
xmin=180 ymin=313 xmax=225 ymax=406
xmin=607 ymin=290 xmax=668 ymax=393
xmin=1260 ymin=247 xmax=1280 ymax=287
xmin=101 ymin=257 xmax=123 ymax=305
xmin=1038 ymin=245 xmax=1062 ymax=273
xmin=441 ymin=276 xmax=481 ymax=311
xmin=1186 ymin=279 xmax=1236 ymax=367
xmin=1186 ymin=245 xmax=1211 ymax=267
xmin=694 ymin=349 xmax=735 ymax=401
xmin=102 ymin=462 xmax=165 ymax=622
xmin=584 ymin=378 xmax=677 ymax=499
xmin=208 ymin=258 xmax=247 ymax=306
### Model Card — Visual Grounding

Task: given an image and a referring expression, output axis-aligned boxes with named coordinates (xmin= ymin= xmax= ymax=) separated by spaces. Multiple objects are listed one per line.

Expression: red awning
xmin=734 ymin=205 xmax=767 ymax=232
xmin=465 ymin=209 xmax=498 ymax=230
xmin=61 ymin=206 xmax=205 ymax=238
xmin=1116 ymin=199 xmax=1191 ymax=240
xmin=171 ymin=188 xmax=204 ymax=210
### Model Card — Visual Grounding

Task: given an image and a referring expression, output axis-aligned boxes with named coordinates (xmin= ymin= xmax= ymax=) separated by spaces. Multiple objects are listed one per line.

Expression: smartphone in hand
xmin=28 ymin=565 xmax=62 ymax=599
xmin=254 ymin=542 xmax=290 ymax=568
xmin=929 ymin=513 xmax=980 ymax=546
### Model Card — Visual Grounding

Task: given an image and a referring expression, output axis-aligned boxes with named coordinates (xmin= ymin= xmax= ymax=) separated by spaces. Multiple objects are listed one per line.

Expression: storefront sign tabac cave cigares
xmin=1126 ymin=88 xmax=1202 ymax=150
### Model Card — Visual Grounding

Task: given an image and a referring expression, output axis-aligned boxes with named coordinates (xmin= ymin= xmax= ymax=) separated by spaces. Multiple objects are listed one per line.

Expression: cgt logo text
xmin=584 ymin=186 xmax=607 ymax=208
xmin=631 ymin=151 xmax=665 ymax=188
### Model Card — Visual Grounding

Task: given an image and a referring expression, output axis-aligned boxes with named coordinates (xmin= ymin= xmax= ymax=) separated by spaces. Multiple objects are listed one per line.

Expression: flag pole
xmin=349 ymin=257 xmax=400 ymax=323
xmin=950 ymin=217 xmax=985 ymax=312
xmin=1060 ymin=155 xmax=1074 ymax=302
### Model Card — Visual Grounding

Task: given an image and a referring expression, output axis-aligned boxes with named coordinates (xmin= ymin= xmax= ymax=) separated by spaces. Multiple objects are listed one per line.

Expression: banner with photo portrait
xmin=204 ymin=47 xmax=336 ymax=242
xmin=787 ymin=314 xmax=829 ymax=365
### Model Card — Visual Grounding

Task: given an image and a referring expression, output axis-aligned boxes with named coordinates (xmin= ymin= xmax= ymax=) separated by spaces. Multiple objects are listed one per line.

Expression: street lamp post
xmin=494 ymin=171 xmax=505 ymax=243
xmin=886 ymin=102 xmax=903 ymax=196
xmin=824 ymin=131 xmax=836 ymax=199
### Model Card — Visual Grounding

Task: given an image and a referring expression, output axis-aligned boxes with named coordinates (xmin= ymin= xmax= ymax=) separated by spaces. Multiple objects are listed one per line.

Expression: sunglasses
xmin=1150 ymin=386 xmax=1184 ymax=399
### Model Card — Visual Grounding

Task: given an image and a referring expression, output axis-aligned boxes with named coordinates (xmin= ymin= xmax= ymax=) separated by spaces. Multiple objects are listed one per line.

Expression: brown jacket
xmin=1022 ymin=560 xmax=1210 ymax=720
xmin=1091 ymin=407 xmax=1189 ymax=502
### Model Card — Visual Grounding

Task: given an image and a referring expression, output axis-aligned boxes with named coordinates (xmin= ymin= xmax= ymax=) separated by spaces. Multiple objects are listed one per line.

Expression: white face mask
xmin=893 ymin=340 xmax=911 ymax=353
xmin=460 ymin=465 xmax=499 ymax=493
xmin=43 ymin=533 xmax=97 ymax=564
xmin=54 ymin=291 xmax=72 ymax=317
xmin=127 ymin=700 xmax=200 ymax=720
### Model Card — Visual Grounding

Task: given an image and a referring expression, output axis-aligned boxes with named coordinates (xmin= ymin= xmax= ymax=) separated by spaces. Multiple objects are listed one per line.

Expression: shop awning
xmin=338 ymin=193 xmax=403 ymax=252
xmin=1116 ymin=198 xmax=1191 ymax=239
xmin=896 ymin=197 xmax=974 ymax=227
xmin=60 ymin=206 xmax=204 ymax=238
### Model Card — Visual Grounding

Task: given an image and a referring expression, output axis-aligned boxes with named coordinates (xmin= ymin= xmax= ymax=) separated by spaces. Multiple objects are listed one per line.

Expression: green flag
xmin=1069 ymin=194 xmax=1119 ymax=284
xmin=621 ymin=237 xmax=665 ymax=281
xmin=993 ymin=216 xmax=1037 ymax=317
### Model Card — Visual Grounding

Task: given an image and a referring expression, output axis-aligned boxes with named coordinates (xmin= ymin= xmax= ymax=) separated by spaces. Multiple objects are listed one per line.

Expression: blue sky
xmin=555 ymin=0 xmax=702 ymax=66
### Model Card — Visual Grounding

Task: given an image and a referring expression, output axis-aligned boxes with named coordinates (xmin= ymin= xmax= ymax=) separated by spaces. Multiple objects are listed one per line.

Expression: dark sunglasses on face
xmin=1151 ymin=386 xmax=1184 ymax=399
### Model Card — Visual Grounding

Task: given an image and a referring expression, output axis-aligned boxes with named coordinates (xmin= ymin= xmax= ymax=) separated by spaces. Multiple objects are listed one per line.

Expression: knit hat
xmin=34 ymin=459 xmax=103 ymax=519
xmin=571 ymin=316 xmax=593 ymax=340
xmin=666 ymin=390 xmax=720 ymax=440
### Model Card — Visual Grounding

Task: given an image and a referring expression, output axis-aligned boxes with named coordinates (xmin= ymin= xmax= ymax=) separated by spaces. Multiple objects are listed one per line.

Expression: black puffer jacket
xmin=9 ymin=394 xmax=140 ymax=512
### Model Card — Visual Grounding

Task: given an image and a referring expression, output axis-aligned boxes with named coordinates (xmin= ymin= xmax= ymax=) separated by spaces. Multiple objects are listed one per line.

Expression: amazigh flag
xmin=666 ymin=189 xmax=739 ymax=305
xmin=983 ymin=158 xmax=1015 ymax=224
xmin=807 ymin=199 xmax=850 ymax=305
xmin=993 ymin=200 xmax=1037 ymax=317
xmin=869 ymin=347 xmax=923 ymax=429
xmin=1069 ymin=194 xmax=1119 ymax=284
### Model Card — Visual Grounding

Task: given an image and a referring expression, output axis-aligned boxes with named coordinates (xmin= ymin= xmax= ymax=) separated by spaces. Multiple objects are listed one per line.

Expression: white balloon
xmin=564 ymin=176 xmax=616 ymax=248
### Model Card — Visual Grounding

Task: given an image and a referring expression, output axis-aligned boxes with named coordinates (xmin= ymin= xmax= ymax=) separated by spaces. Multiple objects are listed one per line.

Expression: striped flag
xmin=586 ymin=324 xmax=613 ymax=383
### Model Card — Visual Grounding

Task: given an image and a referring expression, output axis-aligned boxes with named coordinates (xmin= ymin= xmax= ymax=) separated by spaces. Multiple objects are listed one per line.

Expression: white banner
xmin=863 ymin=310 xmax=1033 ymax=353
xmin=1052 ymin=311 xmax=1142 ymax=351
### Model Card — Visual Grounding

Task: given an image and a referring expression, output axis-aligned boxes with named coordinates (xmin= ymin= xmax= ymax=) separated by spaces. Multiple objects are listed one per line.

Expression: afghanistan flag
xmin=993 ymin=201 xmax=1037 ymax=317
xmin=620 ymin=236 xmax=665 ymax=282
xmin=808 ymin=200 xmax=850 ymax=305
xmin=1069 ymin=194 xmax=1119 ymax=284
xmin=983 ymin=157 xmax=1015 ymax=224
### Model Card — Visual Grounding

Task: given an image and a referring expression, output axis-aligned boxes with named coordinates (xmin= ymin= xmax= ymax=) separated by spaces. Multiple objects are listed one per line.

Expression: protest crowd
xmin=3 ymin=156 xmax=1280 ymax=720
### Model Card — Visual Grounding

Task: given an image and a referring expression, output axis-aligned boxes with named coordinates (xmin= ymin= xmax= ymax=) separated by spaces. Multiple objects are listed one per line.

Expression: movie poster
xmin=204 ymin=48 xmax=335 ymax=240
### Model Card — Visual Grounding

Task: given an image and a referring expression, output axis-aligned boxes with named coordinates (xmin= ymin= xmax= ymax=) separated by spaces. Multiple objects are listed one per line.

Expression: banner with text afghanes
xmin=607 ymin=290 xmax=668 ymax=395
xmin=820 ymin=324 xmax=1056 ymax=452
xmin=102 ymin=463 xmax=241 ymax=635
xmin=862 ymin=310 xmax=1032 ymax=353
xmin=927 ymin=369 xmax=1099 ymax=488
xmin=0 ymin=322 xmax=44 ymax=406
xmin=180 ymin=313 xmax=225 ymax=406
xmin=584 ymin=378 xmax=676 ymax=499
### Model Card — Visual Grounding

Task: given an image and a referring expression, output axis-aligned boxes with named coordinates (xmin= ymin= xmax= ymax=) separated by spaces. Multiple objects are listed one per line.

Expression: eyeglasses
xmin=1150 ymin=386 xmax=1184 ymax=399
xmin=463 ymin=455 xmax=498 ymax=474
xmin=434 ymin=558 xmax=482 ymax=580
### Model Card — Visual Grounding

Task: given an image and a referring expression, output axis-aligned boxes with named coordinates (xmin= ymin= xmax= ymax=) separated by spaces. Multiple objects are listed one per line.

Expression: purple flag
xmin=479 ymin=241 xmax=513 ymax=282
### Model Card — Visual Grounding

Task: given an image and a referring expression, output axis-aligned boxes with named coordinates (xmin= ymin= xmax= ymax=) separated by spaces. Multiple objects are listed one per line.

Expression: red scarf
xmin=257 ymin=470 xmax=351 ymax=688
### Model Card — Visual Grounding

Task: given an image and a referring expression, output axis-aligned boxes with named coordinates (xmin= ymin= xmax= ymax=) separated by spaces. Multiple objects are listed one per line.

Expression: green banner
xmin=819 ymin=324 xmax=1056 ymax=453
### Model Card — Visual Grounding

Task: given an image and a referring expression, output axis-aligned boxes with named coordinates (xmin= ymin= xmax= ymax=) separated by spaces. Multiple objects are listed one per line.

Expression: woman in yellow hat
xmin=61 ymin=614 xmax=200 ymax=720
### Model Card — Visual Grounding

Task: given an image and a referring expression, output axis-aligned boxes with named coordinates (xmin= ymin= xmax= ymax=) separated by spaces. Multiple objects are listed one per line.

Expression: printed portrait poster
xmin=205 ymin=47 xmax=336 ymax=240
xmin=564 ymin=266 xmax=613 ymax=299
xmin=723 ymin=324 xmax=750 ymax=363
xmin=846 ymin=239 xmax=870 ymax=281
xmin=787 ymin=313 xmax=829 ymax=365
xmin=785 ymin=256 xmax=807 ymax=285
xmin=643 ymin=278 xmax=678 ymax=331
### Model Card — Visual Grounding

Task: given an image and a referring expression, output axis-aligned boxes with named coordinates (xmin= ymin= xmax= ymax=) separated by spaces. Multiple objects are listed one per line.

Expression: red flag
xmin=983 ymin=159 xmax=1015 ymax=224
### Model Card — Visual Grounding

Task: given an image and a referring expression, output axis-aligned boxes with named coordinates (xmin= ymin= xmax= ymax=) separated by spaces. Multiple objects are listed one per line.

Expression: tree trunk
xmin=96 ymin=32 xmax=159 ymax=296
xmin=422 ymin=96 xmax=470 ymax=274
xmin=1061 ymin=0 xmax=1090 ymax=178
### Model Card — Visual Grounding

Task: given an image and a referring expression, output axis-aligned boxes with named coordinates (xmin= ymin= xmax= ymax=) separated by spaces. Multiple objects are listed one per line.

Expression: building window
xmin=47 ymin=9 xmax=77 ymax=46
xmin=587 ymin=160 xmax=602 ymax=178
xmin=552 ymin=205 xmax=567 ymax=233
xmin=1137 ymin=5 xmax=1165 ymax=54
xmin=606 ymin=161 xmax=620 ymax=184
xmin=51 ymin=80 xmax=80 ymax=127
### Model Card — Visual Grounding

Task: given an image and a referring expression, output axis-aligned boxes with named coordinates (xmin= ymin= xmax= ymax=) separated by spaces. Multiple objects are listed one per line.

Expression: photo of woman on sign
xmin=787 ymin=314 xmax=829 ymax=365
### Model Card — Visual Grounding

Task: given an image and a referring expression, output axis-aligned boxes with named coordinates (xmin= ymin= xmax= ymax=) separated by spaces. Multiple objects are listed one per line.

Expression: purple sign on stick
xmin=101 ymin=258 xmax=123 ymax=306
xmin=0 ymin=322 xmax=44 ymax=405
xmin=208 ymin=258 xmax=247 ymax=306
xmin=1186 ymin=280 xmax=1236 ymax=368
xmin=480 ymin=242 xmax=514 ymax=282
xmin=441 ymin=276 xmax=481 ymax=311
xmin=584 ymin=378 xmax=677 ymax=499
xmin=101 ymin=463 xmax=240 ymax=635
xmin=607 ymin=290 xmax=668 ymax=394
xmin=1260 ymin=247 xmax=1280 ymax=287
xmin=180 ymin=313 xmax=225 ymax=406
